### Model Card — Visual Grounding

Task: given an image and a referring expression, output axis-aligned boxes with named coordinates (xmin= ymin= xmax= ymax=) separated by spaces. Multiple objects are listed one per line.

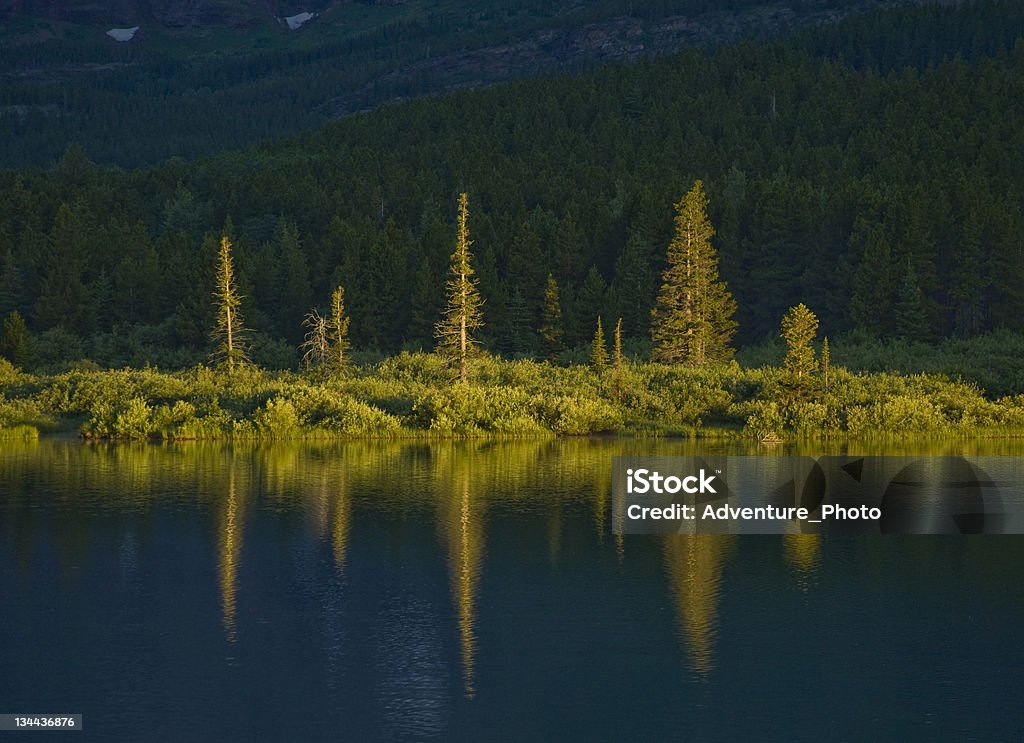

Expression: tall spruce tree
xmin=211 ymin=236 xmax=248 ymax=371
xmin=651 ymin=180 xmax=737 ymax=365
xmin=408 ymin=256 xmax=439 ymax=349
xmin=820 ymin=336 xmax=831 ymax=392
xmin=0 ymin=250 xmax=23 ymax=318
xmin=781 ymin=303 xmax=819 ymax=379
xmin=435 ymin=193 xmax=484 ymax=384
xmin=573 ymin=266 xmax=607 ymax=346
xmin=1 ymin=311 xmax=32 ymax=369
xmin=591 ymin=316 xmax=609 ymax=368
xmin=893 ymin=259 xmax=930 ymax=341
xmin=503 ymin=285 xmax=534 ymax=357
xmin=849 ymin=221 xmax=895 ymax=336
xmin=539 ymin=274 xmax=564 ymax=361
xmin=36 ymin=203 xmax=92 ymax=334
xmin=612 ymin=317 xmax=625 ymax=400
xmin=328 ymin=285 xmax=351 ymax=371
xmin=275 ymin=220 xmax=312 ymax=343
xmin=609 ymin=231 xmax=655 ymax=337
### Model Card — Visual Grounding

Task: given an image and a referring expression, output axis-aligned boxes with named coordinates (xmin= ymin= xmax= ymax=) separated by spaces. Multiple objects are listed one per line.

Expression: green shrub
xmin=0 ymin=357 xmax=20 ymax=385
xmin=536 ymin=395 xmax=623 ymax=435
xmin=253 ymin=397 xmax=302 ymax=438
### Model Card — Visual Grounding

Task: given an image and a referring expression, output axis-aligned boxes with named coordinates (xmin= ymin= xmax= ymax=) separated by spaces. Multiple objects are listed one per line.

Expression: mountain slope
xmin=1 ymin=0 xmax=929 ymax=168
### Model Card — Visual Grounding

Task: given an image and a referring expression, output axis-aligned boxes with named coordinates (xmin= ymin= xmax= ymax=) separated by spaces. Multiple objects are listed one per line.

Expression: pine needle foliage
xmin=651 ymin=180 xmax=737 ymax=366
xmin=435 ymin=193 xmax=484 ymax=383
xmin=539 ymin=273 xmax=564 ymax=362
xmin=329 ymin=285 xmax=351 ymax=371
xmin=591 ymin=316 xmax=609 ymax=368
xmin=781 ymin=303 xmax=819 ymax=379
xmin=210 ymin=236 xmax=249 ymax=371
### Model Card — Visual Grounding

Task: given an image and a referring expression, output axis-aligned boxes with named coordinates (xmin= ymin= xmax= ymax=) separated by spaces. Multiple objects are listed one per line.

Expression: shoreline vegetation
xmin=5 ymin=186 xmax=1024 ymax=444
xmin=3 ymin=350 xmax=1024 ymax=442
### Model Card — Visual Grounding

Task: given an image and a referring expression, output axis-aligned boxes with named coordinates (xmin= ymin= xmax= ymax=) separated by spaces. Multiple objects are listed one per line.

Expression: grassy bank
xmin=2 ymin=352 xmax=1024 ymax=441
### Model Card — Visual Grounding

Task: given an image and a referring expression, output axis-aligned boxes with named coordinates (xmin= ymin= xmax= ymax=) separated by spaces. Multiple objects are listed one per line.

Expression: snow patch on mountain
xmin=106 ymin=27 xmax=140 ymax=42
xmin=283 ymin=12 xmax=316 ymax=31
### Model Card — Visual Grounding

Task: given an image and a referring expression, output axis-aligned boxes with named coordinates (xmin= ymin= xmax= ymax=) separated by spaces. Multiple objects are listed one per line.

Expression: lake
xmin=2 ymin=438 xmax=1023 ymax=740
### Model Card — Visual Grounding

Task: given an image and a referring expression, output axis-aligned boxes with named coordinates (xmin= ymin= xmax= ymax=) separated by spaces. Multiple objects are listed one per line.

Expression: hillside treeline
xmin=1 ymin=1 xmax=1023 ymax=371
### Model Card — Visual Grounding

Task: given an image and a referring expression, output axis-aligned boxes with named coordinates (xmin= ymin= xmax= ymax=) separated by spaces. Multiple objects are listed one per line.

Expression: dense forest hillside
xmin=1 ymin=1 xmax=1023 ymax=379
xmin=2 ymin=0 xmax=927 ymax=167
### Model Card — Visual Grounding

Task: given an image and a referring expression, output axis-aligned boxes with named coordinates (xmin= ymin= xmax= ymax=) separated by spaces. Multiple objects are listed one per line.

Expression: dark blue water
xmin=2 ymin=439 xmax=1022 ymax=741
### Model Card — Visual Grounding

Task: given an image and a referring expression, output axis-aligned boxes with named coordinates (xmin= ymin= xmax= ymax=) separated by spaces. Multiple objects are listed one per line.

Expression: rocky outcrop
xmin=329 ymin=2 xmax=907 ymax=116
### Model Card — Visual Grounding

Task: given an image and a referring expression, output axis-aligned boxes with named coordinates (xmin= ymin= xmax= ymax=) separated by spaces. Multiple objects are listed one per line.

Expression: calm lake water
xmin=2 ymin=438 xmax=1023 ymax=741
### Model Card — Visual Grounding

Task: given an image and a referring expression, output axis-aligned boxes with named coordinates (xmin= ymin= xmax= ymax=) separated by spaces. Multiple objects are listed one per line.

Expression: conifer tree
xmin=301 ymin=285 xmax=351 ymax=371
xmin=609 ymin=231 xmax=655 ymax=337
xmin=591 ymin=316 xmax=609 ymax=368
xmin=781 ymin=303 xmax=819 ymax=379
xmin=211 ymin=235 xmax=248 ymax=371
xmin=613 ymin=317 xmax=623 ymax=369
xmin=651 ymin=180 xmax=737 ymax=365
xmin=328 ymin=285 xmax=351 ymax=371
xmin=408 ymin=256 xmax=438 ymax=349
xmin=572 ymin=266 xmax=607 ymax=346
xmin=612 ymin=317 xmax=625 ymax=400
xmin=950 ymin=209 xmax=987 ymax=336
xmin=0 ymin=250 xmax=22 ymax=318
xmin=0 ymin=311 xmax=32 ymax=369
xmin=435 ymin=193 xmax=484 ymax=383
xmin=275 ymin=219 xmax=312 ymax=344
xmin=503 ymin=285 xmax=533 ymax=357
xmin=849 ymin=221 xmax=895 ymax=336
xmin=36 ymin=203 xmax=91 ymax=333
xmin=894 ymin=259 xmax=930 ymax=341
xmin=539 ymin=274 xmax=564 ymax=362
xmin=821 ymin=336 xmax=831 ymax=392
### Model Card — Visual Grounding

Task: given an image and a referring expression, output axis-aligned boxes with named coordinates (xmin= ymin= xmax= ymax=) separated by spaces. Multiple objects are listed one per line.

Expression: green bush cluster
xmin=2 ymin=352 xmax=1024 ymax=440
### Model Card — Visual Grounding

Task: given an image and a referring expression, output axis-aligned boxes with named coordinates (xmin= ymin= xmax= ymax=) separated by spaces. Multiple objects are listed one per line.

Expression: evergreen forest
xmin=2 ymin=0 xmax=1024 ymax=440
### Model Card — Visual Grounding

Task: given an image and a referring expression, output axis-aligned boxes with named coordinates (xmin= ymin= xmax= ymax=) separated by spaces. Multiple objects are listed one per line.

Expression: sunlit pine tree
xmin=651 ymin=180 xmax=737 ymax=365
xmin=781 ymin=303 xmax=819 ymax=379
xmin=435 ymin=193 xmax=484 ymax=384
xmin=328 ymin=285 xmax=351 ymax=371
xmin=612 ymin=317 xmax=625 ymax=400
xmin=591 ymin=316 xmax=608 ymax=368
xmin=210 ymin=235 xmax=248 ymax=371
xmin=820 ymin=336 xmax=831 ymax=392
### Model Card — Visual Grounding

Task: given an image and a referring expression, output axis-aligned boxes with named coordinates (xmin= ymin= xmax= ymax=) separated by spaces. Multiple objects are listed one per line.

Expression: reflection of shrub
xmin=0 ymin=425 xmax=37 ymax=440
